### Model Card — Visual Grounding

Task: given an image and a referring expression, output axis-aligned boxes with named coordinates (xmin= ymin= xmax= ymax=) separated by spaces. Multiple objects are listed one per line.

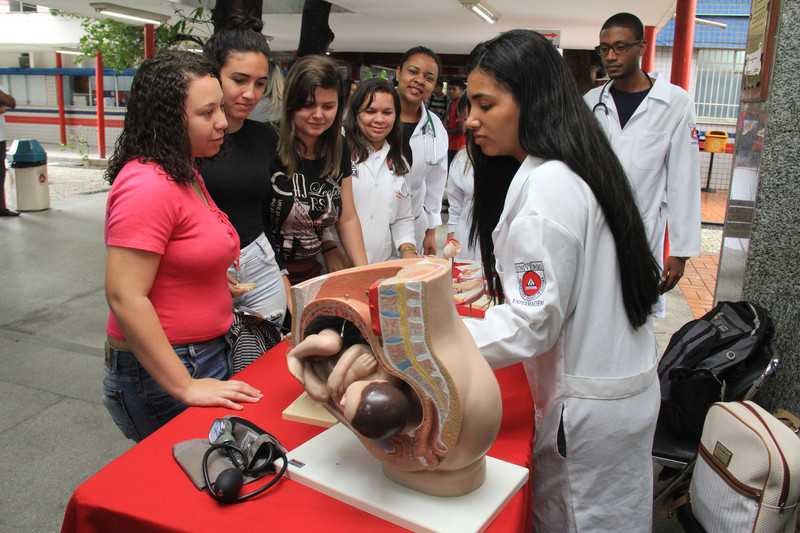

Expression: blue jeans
xmin=102 ymin=336 xmax=230 ymax=442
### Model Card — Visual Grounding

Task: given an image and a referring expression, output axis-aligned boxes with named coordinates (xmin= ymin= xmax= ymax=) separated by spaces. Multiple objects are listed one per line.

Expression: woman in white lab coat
xmin=445 ymin=94 xmax=480 ymax=261
xmin=344 ymin=78 xmax=417 ymax=263
xmin=463 ymin=30 xmax=661 ymax=532
xmin=395 ymin=46 xmax=449 ymax=255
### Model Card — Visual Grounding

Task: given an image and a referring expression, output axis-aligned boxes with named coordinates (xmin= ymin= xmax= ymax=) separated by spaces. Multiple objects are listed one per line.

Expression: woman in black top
xmin=268 ymin=55 xmax=368 ymax=284
xmin=200 ymin=20 xmax=289 ymax=326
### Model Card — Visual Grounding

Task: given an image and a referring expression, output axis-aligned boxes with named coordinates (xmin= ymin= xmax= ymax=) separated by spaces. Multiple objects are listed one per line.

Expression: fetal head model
xmin=287 ymin=257 xmax=502 ymax=496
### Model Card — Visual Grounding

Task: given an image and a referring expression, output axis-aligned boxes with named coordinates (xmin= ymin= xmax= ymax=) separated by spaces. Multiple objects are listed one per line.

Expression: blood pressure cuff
xmin=173 ymin=416 xmax=286 ymax=490
xmin=173 ymin=439 xmax=260 ymax=490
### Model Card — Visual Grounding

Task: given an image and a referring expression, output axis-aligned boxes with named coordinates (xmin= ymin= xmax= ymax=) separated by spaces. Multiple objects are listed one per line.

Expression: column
xmin=671 ymin=0 xmax=697 ymax=90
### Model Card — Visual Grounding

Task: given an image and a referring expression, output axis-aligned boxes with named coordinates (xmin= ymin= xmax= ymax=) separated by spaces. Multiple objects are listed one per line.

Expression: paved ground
xmin=0 ymin=155 xmax=706 ymax=532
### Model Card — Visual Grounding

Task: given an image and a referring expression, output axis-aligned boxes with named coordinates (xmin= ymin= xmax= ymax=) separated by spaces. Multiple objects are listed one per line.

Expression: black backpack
xmin=658 ymin=301 xmax=774 ymax=441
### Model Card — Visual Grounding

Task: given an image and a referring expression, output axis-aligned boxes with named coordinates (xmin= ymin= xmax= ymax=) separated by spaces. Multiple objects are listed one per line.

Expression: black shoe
xmin=0 ymin=208 xmax=20 ymax=217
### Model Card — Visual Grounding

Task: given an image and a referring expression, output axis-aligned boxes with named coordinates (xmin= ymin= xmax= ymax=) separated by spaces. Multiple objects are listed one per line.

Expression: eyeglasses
xmin=595 ymin=41 xmax=643 ymax=56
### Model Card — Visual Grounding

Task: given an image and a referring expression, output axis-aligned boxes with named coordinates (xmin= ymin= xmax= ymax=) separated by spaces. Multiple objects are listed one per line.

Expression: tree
xmin=64 ymin=7 xmax=212 ymax=70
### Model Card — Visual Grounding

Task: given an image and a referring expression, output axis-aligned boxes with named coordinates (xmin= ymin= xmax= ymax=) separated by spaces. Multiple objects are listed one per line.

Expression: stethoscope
xmin=419 ymin=105 xmax=439 ymax=165
xmin=592 ymin=76 xmax=654 ymax=116
xmin=592 ymin=81 xmax=613 ymax=116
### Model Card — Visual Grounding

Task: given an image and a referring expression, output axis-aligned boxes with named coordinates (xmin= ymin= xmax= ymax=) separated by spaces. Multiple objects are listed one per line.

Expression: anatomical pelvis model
xmin=287 ymin=258 xmax=502 ymax=496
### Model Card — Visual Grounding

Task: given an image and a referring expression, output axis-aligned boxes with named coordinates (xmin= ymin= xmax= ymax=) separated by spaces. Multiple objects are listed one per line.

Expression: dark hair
xmin=105 ymin=50 xmax=218 ymax=185
xmin=203 ymin=25 xmax=271 ymax=70
xmin=344 ymin=78 xmax=408 ymax=176
xmin=457 ymin=92 xmax=470 ymax=115
xmin=351 ymin=381 xmax=410 ymax=440
xmin=279 ymin=55 xmax=344 ymax=178
xmin=448 ymin=79 xmax=466 ymax=90
xmin=601 ymin=12 xmax=645 ymax=41
xmin=212 ymin=9 xmax=264 ymax=33
xmin=467 ymin=30 xmax=659 ymax=327
xmin=398 ymin=46 xmax=442 ymax=78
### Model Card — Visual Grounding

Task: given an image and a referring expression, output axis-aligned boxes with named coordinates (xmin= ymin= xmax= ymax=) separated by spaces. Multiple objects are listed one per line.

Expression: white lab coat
xmin=351 ymin=142 xmax=415 ymax=263
xmin=446 ymin=148 xmax=480 ymax=261
xmin=464 ymin=156 xmax=660 ymax=532
xmin=405 ymin=102 xmax=449 ymax=249
xmin=584 ymin=74 xmax=701 ymax=315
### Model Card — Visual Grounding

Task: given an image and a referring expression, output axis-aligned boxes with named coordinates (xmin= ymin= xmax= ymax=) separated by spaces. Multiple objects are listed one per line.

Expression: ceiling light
xmin=56 ymin=50 xmax=82 ymax=56
xmin=89 ymin=3 xmax=170 ymax=26
xmin=695 ymin=17 xmax=727 ymax=29
xmin=459 ymin=1 xmax=499 ymax=24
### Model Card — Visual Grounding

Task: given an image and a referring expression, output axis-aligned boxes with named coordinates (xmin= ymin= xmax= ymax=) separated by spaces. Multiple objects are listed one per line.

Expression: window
xmin=694 ymin=49 xmax=746 ymax=123
xmin=8 ymin=1 xmax=39 ymax=12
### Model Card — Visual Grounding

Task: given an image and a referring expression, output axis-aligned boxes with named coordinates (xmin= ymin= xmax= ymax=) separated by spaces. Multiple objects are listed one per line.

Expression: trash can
xmin=704 ymin=130 xmax=729 ymax=154
xmin=7 ymin=139 xmax=49 ymax=211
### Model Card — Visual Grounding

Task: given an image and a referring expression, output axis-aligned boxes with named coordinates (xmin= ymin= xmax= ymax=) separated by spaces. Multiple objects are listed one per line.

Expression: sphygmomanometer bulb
xmin=213 ymin=468 xmax=244 ymax=503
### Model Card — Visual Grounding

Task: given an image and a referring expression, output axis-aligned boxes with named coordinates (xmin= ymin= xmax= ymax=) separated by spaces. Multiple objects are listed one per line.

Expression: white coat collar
xmin=603 ymin=72 xmax=671 ymax=105
xmin=495 ymin=155 xmax=545 ymax=230
xmin=368 ymin=141 xmax=390 ymax=158
xmin=365 ymin=141 xmax=390 ymax=170
xmin=410 ymin=102 xmax=434 ymax=138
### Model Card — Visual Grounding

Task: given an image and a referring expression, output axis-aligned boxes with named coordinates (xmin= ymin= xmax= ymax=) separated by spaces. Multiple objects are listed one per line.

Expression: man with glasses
xmin=585 ymin=12 xmax=700 ymax=317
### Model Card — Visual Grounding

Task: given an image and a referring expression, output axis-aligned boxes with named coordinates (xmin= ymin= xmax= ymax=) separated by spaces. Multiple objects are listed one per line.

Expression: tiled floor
xmin=678 ymin=254 xmax=720 ymax=318
xmin=675 ymin=190 xmax=727 ymax=318
xmin=700 ymin=190 xmax=727 ymax=224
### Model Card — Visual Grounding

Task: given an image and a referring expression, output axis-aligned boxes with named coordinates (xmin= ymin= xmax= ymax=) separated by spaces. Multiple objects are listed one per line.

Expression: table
xmin=62 ymin=341 xmax=534 ymax=533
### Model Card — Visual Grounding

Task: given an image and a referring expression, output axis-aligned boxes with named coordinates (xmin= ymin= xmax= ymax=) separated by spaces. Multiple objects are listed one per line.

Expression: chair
xmin=652 ymin=355 xmax=780 ymax=507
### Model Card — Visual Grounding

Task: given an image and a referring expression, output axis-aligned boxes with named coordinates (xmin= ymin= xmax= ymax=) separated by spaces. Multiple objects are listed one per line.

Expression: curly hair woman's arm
xmin=105 ymin=247 xmax=262 ymax=409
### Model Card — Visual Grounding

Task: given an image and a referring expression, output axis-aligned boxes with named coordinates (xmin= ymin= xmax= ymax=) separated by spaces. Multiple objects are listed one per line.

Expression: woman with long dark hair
xmin=344 ymin=78 xmax=416 ymax=263
xmin=395 ymin=46 xmax=449 ymax=255
xmin=463 ymin=30 xmax=661 ymax=531
xmin=445 ymin=93 xmax=479 ymax=261
xmin=267 ymin=55 xmax=368 ymax=284
xmin=103 ymin=51 xmax=261 ymax=442
xmin=200 ymin=19 xmax=289 ymax=326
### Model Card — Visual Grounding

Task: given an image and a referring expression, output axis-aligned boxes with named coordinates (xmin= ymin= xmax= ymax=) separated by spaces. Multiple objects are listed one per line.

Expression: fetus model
xmin=287 ymin=257 xmax=502 ymax=496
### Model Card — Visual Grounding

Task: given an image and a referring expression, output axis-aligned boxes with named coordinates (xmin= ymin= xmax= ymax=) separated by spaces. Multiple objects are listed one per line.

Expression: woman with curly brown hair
xmin=102 ymin=50 xmax=262 ymax=442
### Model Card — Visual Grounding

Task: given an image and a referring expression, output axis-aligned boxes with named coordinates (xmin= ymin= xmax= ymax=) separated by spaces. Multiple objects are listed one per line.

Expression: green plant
xmin=58 ymin=7 xmax=212 ymax=71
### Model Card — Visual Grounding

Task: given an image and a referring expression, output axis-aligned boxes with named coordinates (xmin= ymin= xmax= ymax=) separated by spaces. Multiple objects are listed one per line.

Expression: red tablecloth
xmin=62 ymin=341 xmax=534 ymax=533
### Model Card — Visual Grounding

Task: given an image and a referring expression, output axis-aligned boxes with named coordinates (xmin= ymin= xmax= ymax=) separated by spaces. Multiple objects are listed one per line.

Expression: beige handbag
xmin=690 ymin=401 xmax=800 ymax=532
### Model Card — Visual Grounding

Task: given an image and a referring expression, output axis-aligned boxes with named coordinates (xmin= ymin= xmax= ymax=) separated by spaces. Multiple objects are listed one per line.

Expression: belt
xmin=107 ymin=335 xmax=132 ymax=351
xmin=104 ymin=336 xmax=225 ymax=370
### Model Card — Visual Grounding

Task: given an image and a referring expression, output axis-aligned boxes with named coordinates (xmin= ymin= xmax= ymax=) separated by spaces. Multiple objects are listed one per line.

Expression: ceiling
xmin=35 ymin=0 xmax=678 ymax=52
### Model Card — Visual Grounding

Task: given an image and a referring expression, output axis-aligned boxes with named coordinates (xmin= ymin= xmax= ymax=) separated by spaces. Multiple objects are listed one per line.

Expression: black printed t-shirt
xmin=199 ymin=120 xmax=279 ymax=248
xmin=266 ymin=142 xmax=352 ymax=263
xmin=610 ymin=85 xmax=651 ymax=129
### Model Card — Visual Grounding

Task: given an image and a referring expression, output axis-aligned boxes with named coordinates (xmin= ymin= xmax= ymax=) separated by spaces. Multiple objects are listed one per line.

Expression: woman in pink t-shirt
xmin=103 ymin=51 xmax=262 ymax=442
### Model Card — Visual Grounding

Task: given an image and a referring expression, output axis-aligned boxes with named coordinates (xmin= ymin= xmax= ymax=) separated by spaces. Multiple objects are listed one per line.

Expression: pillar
xmin=55 ymin=52 xmax=67 ymax=145
xmin=144 ymin=24 xmax=155 ymax=59
xmin=670 ymin=0 xmax=697 ymax=90
xmin=643 ymin=26 xmax=657 ymax=74
xmin=716 ymin=0 xmax=800 ymax=411
xmin=95 ymin=52 xmax=106 ymax=159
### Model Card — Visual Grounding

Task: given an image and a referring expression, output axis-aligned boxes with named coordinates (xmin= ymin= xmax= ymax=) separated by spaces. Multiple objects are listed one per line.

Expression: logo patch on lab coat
xmin=689 ymin=126 xmax=699 ymax=145
xmin=516 ymin=261 xmax=545 ymax=302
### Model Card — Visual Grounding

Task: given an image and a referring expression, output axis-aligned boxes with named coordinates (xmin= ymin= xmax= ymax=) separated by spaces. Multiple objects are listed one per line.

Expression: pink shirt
xmin=105 ymin=160 xmax=240 ymax=344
